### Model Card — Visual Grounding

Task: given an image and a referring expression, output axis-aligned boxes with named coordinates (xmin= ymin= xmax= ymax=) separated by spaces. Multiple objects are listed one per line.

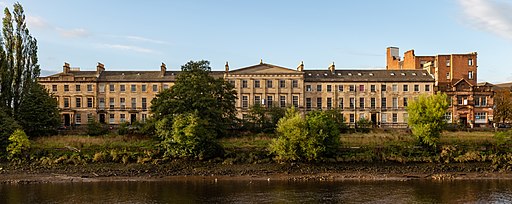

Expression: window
xmin=446 ymin=59 xmax=450 ymax=66
xmin=99 ymin=98 xmax=105 ymax=109
xmin=153 ymin=84 xmax=158 ymax=92
xmin=64 ymin=85 xmax=69 ymax=92
xmin=120 ymin=84 xmax=126 ymax=92
xmin=279 ymin=80 xmax=285 ymax=88
xmin=481 ymin=96 xmax=487 ymax=106
xmin=349 ymin=97 xmax=355 ymax=109
xmin=446 ymin=72 xmax=450 ymax=79
xmin=131 ymin=84 xmax=136 ymax=92
xmin=267 ymin=96 xmax=273 ymax=107
xmin=316 ymin=97 xmax=322 ymax=110
xmin=142 ymin=98 xmax=147 ymax=110
xmin=381 ymin=84 xmax=386 ymax=92
xmin=280 ymin=96 xmax=286 ymax=108
xmin=254 ymin=80 xmax=260 ymax=88
xmin=338 ymin=85 xmax=344 ymax=92
xmin=64 ymin=97 xmax=70 ymax=108
xmin=444 ymin=112 xmax=452 ymax=123
xmin=109 ymin=114 xmax=115 ymax=124
xmin=425 ymin=85 xmax=431 ymax=92
xmin=87 ymin=97 xmax=93 ymax=108
xmin=254 ymin=95 xmax=261 ymax=106
xmin=381 ymin=113 xmax=387 ymax=123
xmin=163 ymin=84 xmax=169 ymax=90
xmin=370 ymin=85 xmax=376 ymax=92
xmin=403 ymin=97 xmax=408 ymax=107
xmin=75 ymin=85 xmax=81 ymax=92
xmin=87 ymin=113 xmax=93 ymax=122
xmin=306 ymin=85 xmax=312 ymax=91
xmin=120 ymin=98 xmax=126 ymax=109
xmin=109 ymin=98 xmax=114 ymax=109
xmin=327 ymin=85 xmax=332 ymax=92
xmin=468 ymin=58 xmax=473 ymax=66
xmin=475 ymin=112 xmax=487 ymax=123
xmin=327 ymin=97 xmax=332 ymax=110
xmin=52 ymin=85 xmax=57 ymax=92
xmin=75 ymin=97 xmax=81 ymax=108
xmin=293 ymin=95 xmax=299 ymax=108
xmin=475 ymin=96 xmax=480 ymax=106
xmin=447 ymin=97 xmax=452 ymax=106
xmin=359 ymin=85 xmax=365 ymax=92
xmin=339 ymin=98 xmax=344 ymax=109
xmin=242 ymin=80 xmax=248 ymax=88
xmin=468 ymin=71 xmax=473 ymax=79
xmin=349 ymin=85 xmax=355 ymax=92
xmin=306 ymin=98 xmax=312 ymax=111
xmin=120 ymin=114 xmax=126 ymax=123
xmin=109 ymin=84 xmax=115 ymax=92
xmin=99 ymin=84 xmax=105 ymax=93
xmin=87 ymin=84 xmax=93 ymax=92
xmin=414 ymin=84 xmax=419 ymax=92
xmin=392 ymin=84 xmax=397 ymax=92
xmin=317 ymin=85 xmax=322 ymax=92
xmin=350 ymin=114 xmax=355 ymax=123
xmin=370 ymin=98 xmax=376 ymax=109
xmin=381 ymin=97 xmax=387 ymax=109
xmin=76 ymin=114 xmax=81 ymax=124
xmin=131 ymin=98 xmax=136 ymax=109
xmin=392 ymin=113 xmax=398 ymax=123
xmin=392 ymin=97 xmax=398 ymax=109
xmin=457 ymin=96 xmax=467 ymax=105
xmin=267 ymin=80 xmax=273 ymax=88
xmin=242 ymin=96 xmax=248 ymax=109
xmin=292 ymin=80 xmax=298 ymax=88
xmin=142 ymin=114 xmax=147 ymax=123
xmin=359 ymin=97 xmax=364 ymax=109
xmin=403 ymin=84 xmax=408 ymax=92
xmin=142 ymin=84 xmax=147 ymax=92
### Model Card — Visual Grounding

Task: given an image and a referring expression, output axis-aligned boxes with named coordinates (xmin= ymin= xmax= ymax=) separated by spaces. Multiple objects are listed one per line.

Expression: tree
xmin=16 ymin=83 xmax=60 ymax=137
xmin=270 ymin=108 xmax=341 ymax=161
xmin=0 ymin=109 xmax=21 ymax=157
xmin=151 ymin=60 xmax=237 ymax=138
xmin=245 ymin=104 xmax=286 ymax=133
xmin=157 ymin=112 xmax=222 ymax=160
xmin=6 ymin=129 xmax=30 ymax=161
xmin=494 ymin=89 xmax=512 ymax=124
xmin=407 ymin=93 xmax=449 ymax=148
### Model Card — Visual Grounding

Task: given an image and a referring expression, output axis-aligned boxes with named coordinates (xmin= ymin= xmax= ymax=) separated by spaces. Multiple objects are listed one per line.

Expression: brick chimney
xmin=328 ymin=62 xmax=335 ymax=74
xmin=297 ymin=61 xmax=304 ymax=72
xmin=63 ymin=62 xmax=70 ymax=74
xmin=160 ymin=62 xmax=166 ymax=76
xmin=225 ymin=61 xmax=229 ymax=73
xmin=96 ymin=62 xmax=105 ymax=75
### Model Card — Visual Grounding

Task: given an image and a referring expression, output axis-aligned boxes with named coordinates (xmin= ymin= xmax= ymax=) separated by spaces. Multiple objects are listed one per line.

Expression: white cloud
xmin=100 ymin=43 xmax=155 ymax=53
xmin=57 ymin=28 xmax=90 ymax=38
xmin=458 ymin=0 xmax=512 ymax=39
xmin=125 ymin=35 xmax=169 ymax=45
xmin=26 ymin=15 xmax=50 ymax=29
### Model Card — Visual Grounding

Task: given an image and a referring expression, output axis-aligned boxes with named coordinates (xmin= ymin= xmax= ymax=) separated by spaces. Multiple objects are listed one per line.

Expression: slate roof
xmin=304 ymin=69 xmax=434 ymax=82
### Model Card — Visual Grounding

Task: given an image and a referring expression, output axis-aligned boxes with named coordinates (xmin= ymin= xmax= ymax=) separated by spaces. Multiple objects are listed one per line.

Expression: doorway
xmin=130 ymin=114 xmax=137 ymax=124
xmin=63 ymin=114 xmax=70 ymax=126
xmin=99 ymin=114 xmax=106 ymax=124
xmin=459 ymin=116 xmax=468 ymax=128
xmin=371 ymin=113 xmax=377 ymax=127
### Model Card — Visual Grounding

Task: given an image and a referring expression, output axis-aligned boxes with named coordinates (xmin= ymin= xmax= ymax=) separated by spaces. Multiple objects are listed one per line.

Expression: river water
xmin=1 ymin=179 xmax=512 ymax=203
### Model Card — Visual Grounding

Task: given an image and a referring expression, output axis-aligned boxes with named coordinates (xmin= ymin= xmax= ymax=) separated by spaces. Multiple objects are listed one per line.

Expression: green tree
xmin=151 ymin=60 xmax=237 ymax=138
xmin=0 ymin=109 xmax=21 ymax=158
xmin=270 ymin=107 xmax=308 ymax=161
xmin=324 ymin=108 xmax=348 ymax=133
xmin=304 ymin=111 xmax=340 ymax=159
xmin=17 ymin=83 xmax=60 ymax=137
xmin=407 ymin=93 xmax=449 ymax=148
xmin=245 ymin=104 xmax=286 ymax=133
xmin=157 ymin=112 xmax=222 ymax=160
xmin=494 ymin=89 xmax=512 ymax=124
xmin=6 ymin=129 xmax=30 ymax=161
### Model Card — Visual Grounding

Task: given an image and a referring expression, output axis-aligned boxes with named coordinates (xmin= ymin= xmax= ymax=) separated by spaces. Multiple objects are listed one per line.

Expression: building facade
xmin=40 ymin=60 xmax=434 ymax=128
xmin=386 ymin=47 xmax=494 ymax=127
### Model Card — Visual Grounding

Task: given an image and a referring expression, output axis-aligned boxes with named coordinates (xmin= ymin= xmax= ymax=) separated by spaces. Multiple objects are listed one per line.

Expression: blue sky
xmin=3 ymin=0 xmax=512 ymax=83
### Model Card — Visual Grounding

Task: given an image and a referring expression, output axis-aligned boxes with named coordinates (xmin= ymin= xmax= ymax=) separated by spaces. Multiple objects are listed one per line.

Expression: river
xmin=1 ymin=179 xmax=512 ymax=203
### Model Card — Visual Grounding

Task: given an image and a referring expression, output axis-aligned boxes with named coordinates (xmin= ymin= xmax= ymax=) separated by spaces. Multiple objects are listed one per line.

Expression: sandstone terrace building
xmin=39 ymin=60 xmax=434 ymax=128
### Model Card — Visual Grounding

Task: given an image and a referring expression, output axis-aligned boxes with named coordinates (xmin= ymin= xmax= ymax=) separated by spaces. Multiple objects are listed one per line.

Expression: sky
xmin=2 ymin=0 xmax=512 ymax=83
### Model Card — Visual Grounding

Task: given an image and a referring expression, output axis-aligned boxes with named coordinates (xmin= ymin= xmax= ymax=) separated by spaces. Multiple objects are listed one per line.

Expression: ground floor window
xmin=392 ymin=113 xmax=398 ymax=123
xmin=120 ymin=114 xmax=126 ymax=123
xmin=475 ymin=112 xmax=487 ymax=123
xmin=381 ymin=113 xmax=387 ymax=123
xmin=444 ymin=112 xmax=452 ymax=123
xmin=75 ymin=114 xmax=81 ymax=124
xmin=349 ymin=114 xmax=355 ymax=123
xmin=109 ymin=114 xmax=115 ymax=124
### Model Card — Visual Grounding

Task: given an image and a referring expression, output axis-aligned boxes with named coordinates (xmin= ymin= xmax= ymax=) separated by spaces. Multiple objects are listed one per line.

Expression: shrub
xmin=269 ymin=107 xmax=308 ymax=161
xmin=117 ymin=122 xmax=130 ymax=135
xmin=6 ymin=129 xmax=31 ymax=161
xmin=86 ymin=119 xmax=108 ymax=136
xmin=0 ymin=109 xmax=22 ymax=158
xmin=407 ymin=93 xmax=449 ymax=149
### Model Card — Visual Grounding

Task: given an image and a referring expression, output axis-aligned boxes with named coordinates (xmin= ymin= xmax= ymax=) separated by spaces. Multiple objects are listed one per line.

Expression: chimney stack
xmin=63 ymin=62 xmax=70 ymax=74
xmin=225 ymin=61 xmax=229 ymax=73
xmin=161 ymin=62 xmax=167 ymax=76
xmin=96 ymin=62 xmax=105 ymax=75
xmin=297 ymin=61 xmax=304 ymax=72
xmin=328 ymin=62 xmax=335 ymax=74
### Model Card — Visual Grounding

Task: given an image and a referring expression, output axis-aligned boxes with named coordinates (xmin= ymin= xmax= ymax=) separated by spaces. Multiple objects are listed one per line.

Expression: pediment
xmin=229 ymin=63 xmax=301 ymax=75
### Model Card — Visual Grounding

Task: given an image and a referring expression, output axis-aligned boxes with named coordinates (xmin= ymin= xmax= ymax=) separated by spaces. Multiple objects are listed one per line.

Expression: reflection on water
xmin=1 ymin=179 xmax=512 ymax=203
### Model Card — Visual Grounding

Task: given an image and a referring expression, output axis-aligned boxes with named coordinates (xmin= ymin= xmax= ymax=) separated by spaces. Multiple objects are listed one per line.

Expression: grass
xmin=219 ymin=134 xmax=273 ymax=150
xmin=32 ymin=135 xmax=157 ymax=151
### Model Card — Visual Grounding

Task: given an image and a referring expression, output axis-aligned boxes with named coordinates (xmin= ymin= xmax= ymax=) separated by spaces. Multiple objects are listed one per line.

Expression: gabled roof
xmin=228 ymin=63 xmax=302 ymax=75
xmin=303 ymin=69 xmax=434 ymax=82
xmin=453 ymin=78 xmax=474 ymax=87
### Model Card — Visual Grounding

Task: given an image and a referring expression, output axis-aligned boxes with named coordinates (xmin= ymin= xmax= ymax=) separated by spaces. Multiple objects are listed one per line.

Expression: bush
xmin=6 ymin=129 xmax=31 ymax=161
xmin=0 ymin=109 xmax=22 ymax=158
xmin=356 ymin=118 xmax=372 ymax=133
xmin=157 ymin=112 xmax=223 ymax=160
xmin=118 ymin=122 xmax=130 ymax=135
xmin=407 ymin=93 xmax=449 ymax=149
xmin=270 ymin=108 xmax=341 ymax=161
xmin=86 ymin=119 xmax=108 ymax=136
